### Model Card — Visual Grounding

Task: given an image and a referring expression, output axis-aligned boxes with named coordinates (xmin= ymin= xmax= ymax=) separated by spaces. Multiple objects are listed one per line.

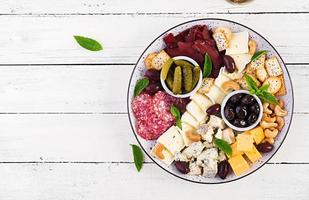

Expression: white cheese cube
xmin=222 ymin=128 xmax=235 ymax=144
xmin=229 ymin=54 xmax=252 ymax=72
xmin=215 ymin=129 xmax=223 ymax=139
xmin=208 ymin=115 xmax=225 ymax=130
xmin=226 ymin=31 xmax=249 ymax=55
xmin=190 ymin=93 xmax=213 ymax=111
xmin=151 ymin=144 xmax=174 ymax=166
xmin=189 ymin=162 xmax=202 ymax=175
xmin=181 ymin=111 xmax=199 ymax=128
xmin=203 ymin=159 xmax=218 ymax=178
xmin=186 ymin=101 xmax=207 ymax=123
xmin=174 ymin=152 xmax=189 ymax=162
xmin=182 ymin=141 xmax=204 ymax=159
xmin=157 ymin=126 xmax=185 ymax=155
xmin=206 ymin=85 xmax=226 ymax=104
xmin=197 ymin=124 xmax=214 ymax=143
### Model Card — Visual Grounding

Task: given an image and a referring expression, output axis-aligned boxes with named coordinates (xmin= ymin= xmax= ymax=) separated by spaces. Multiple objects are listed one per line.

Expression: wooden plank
xmin=1 ymin=0 xmax=309 ymax=14
xmin=0 ymin=163 xmax=308 ymax=199
xmin=0 ymin=64 xmax=305 ymax=113
xmin=0 ymin=113 xmax=306 ymax=162
xmin=0 ymin=15 xmax=308 ymax=64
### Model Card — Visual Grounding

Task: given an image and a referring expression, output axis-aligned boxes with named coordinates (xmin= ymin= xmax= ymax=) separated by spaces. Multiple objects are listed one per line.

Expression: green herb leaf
xmin=130 ymin=144 xmax=144 ymax=172
xmin=258 ymin=91 xmax=279 ymax=105
xmin=134 ymin=78 xmax=149 ymax=97
xmin=251 ymin=50 xmax=268 ymax=62
xmin=170 ymin=105 xmax=182 ymax=129
xmin=203 ymin=53 xmax=212 ymax=78
xmin=214 ymin=138 xmax=232 ymax=156
xmin=244 ymin=74 xmax=258 ymax=92
xmin=73 ymin=35 xmax=103 ymax=51
xmin=259 ymin=84 xmax=270 ymax=92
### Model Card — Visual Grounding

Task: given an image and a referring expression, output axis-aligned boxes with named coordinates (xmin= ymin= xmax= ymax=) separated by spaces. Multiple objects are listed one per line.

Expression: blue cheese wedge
xmin=190 ymin=93 xmax=213 ymax=111
xmin=186 ymin=101 xmax=207 ymax=123
xmin=229 ymin=54 xmax=252 ymax=72
xmin=182 ymin=141 xmax=204 ymax=159
xmin=226 ymin=31 xmax=249 ymax=55
xmin=181 ymin=111 xmax=200 ymax=128
xmin=157 ymin=126 xmax=185 ymax=155
xmin=205 ymin=85 xmax=226 ymax=104
xmin=208 ymin=115 xmax=225 ymax=130
xmin=151 ymin=143 xmax=174 ymax=166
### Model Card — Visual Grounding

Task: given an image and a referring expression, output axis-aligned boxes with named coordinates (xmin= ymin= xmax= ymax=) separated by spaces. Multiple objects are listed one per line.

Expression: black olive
xmin=230 ymin=93 xmax=243 ymax=104
xmin=233 ymin=118 xmax=247 ymax=127
xmin=241 ymin=94 xmax=255 ymax=105
xmin=248 ymin=114 xmax=258 ymax=125
xmin=249 ymin=103 xmax=260 ymax=114
xmin=224 ymin=106 xmax=235 ymax=121
xmin=235 ymin=105 xmax=247 ymax=119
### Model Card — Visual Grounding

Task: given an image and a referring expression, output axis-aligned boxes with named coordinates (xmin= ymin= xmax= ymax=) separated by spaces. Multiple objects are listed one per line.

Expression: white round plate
xmin=127 ymin=18 xmax=294 ymax=184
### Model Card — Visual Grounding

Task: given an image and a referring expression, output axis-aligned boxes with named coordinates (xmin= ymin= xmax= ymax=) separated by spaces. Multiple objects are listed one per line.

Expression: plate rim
xmin=127 ymin=18 xmax=294 ymax=184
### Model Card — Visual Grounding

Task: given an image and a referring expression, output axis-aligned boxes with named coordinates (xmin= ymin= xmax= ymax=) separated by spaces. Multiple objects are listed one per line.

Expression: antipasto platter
xmin=127 ymin=19 xmax=293 ymax=183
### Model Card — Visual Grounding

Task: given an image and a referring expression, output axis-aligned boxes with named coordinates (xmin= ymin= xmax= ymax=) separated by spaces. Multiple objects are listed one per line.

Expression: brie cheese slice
xmin=181 ymin=111 xmax=200 ymax=129
xmin=186 ymin=101 xmax=207 ymax=123
xmin=205 ymin=85 xmax=226 ymax=104
xmin=157 ymin=126 xmax=185 ymax=155
xmin=226 ymin=31 xmax=249 ymax=55
xmin=229 ymin=53 xmax=252 ymax=72
xmin=190 ymin=93 xmax=213 ymax=111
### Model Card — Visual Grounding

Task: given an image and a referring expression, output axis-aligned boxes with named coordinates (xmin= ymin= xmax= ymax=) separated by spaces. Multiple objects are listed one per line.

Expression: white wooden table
xmin=0 ymin=0 xmax=308 ymax=199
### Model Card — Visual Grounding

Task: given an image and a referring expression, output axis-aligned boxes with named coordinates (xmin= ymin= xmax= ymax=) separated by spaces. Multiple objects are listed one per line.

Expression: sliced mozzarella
xmin=180 ymin=122 xmax=196 ymax=146
xmin=151 ymin=144 xmax=174 ymax=166
xmin=190 ymin=93 xmax=213 ymax=111
xmin=226 ymin=31 xmax=249 ymax=55
xmin=157 ymin=126 xmax=185 ymax=155
xmin=181 ymin=111 xmax=200 ymax=129
xmin=186 ymin=101 xmax=207 ymax=123
xmin=208 ymin=115 xmax=225 ymax=130
xmin=229 ymin=54 xmax=252 ymax=72
xmin=205 ymin=85 xmax=226 ymax=104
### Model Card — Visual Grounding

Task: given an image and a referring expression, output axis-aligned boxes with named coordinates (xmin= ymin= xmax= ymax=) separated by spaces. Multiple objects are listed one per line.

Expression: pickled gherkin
xmin=174 ymin=60 xmax=194 ymax=68
xmin=166 ymin=71 xmax=174 ymax=90
xmin=182 ymin=65 xmax=193 ymax=93
xmin=172 ymin=66 xmax=182 ymax=94
xmin=192 ymin=66 xmax=201 ymax=89
xmin=161 ymin=58 xmax=174 ymax=80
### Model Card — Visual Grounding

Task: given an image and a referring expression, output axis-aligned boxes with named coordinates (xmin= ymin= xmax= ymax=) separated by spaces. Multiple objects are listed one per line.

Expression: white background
xmin=0 ymin=0 xmax=308 ymax=199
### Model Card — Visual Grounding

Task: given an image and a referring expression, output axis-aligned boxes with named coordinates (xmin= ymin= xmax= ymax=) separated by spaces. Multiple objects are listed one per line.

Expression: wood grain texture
xmin=0 ymin=113 xmax=306 ymax=162
xmin=0 ymin=64 xmax=305 ymax=113
xmin=0 ymin=163 xmax=308 ymax=200
xmin=0 ymin=14 xmax=308 ymax=64
xmin=1 ymin=0 xmax=309 ymax=14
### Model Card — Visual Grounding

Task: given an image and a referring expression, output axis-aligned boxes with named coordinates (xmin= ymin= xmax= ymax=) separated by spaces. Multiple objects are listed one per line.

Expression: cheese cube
xmin=151 ymin=144 xmax=174 ymax=166
xmin=226 ymin=31 xmax=249 ymax=55
xmin=229 ymin=54 xmax=252 ymax=72
xmin=222 ymin=128 xmax=235 ymax=144
xmin=181 ymin=111 xmax=199 ymax=128
xmin=180 ymin=122 xmax=196 ymax=146
xmin=208 ymin=115 xmax=225 ymax=130
xmin=186 ymin=101 xmax=207 ymax=123
xmin=228 ymin=155 xmax=250 ymax=176
xmin=190 ymin=93 xmax=213 ymax=111
xmin=245 ymin=145 xmax=262 ymax=163
xmin=182 ymin=141 xmax=204 ymax=159
xmin=215 ymin=129 xmax=223 ymax=139
xmin=206 ymin=85 xmax=226 ymax=104
xmin=236 ymin=134 xmax=254 ymax=152
xmin=228 ymin=142 xmax=244 ymax=158
xmin=157 ymin=126 xmax=185 ymax=155
xmin=248 ymin=126 xmax=265 ymax=144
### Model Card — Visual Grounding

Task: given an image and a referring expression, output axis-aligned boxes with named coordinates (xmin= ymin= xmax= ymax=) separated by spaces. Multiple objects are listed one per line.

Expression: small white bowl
xmin=221 ymin=90 xmax=263 ymax=132
xmin=160 ymin=56 xmax=202 ymax=98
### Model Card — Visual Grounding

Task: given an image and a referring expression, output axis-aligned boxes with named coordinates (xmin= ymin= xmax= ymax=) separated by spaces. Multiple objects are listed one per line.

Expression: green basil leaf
xmin=251 ymin=50 xmax=268 ymax=62
xmin=259 ymin=84 xmax=270 ymax=92
xmin=258 ymin=91 xmax=279 ymax=105
xmin=214 ymin=138 xmax=232 ymax=156
xmin=203 ymin=53 xmax=212 ymax=78
xmin=244 ymin=74 xmax=258 ymax=92
xmin=134 ymin=78 xmax=149 ymax=97
xmin=176 ymin=119 xmax=182 ymax=129
xmin=73 ymin=35 xmax=103 ymax=51
xmin=170 ymin=105 xmax=180 ymax=119
xmin=130 ymin=144 xmax=144 ymax=172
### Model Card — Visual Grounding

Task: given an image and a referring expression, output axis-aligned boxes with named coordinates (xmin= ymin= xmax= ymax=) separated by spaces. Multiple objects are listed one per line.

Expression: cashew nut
xmin=260 ymin=120 xmax=278 ymax=129
xmin=214 ymin=27 xmax=233 ymax=42
xmin=269 ymin=104 xmax=276 ymax=111
xmin=221 ymin=80 xmax=240 ymax=93
xmin=276 ymin=116 xmax=285 ymax=131
xmin=248 ymin=40 xmax=257 ymax=55
xmin=264 ymin=128 xmax=279 ymax=138
xmin=186 ymin=131 xmax=201 ymax=142
xmin=153 ymin=143 xmax=165 ymax=159
xmin=264 ymin=137 xmax=275 ymax=144
xmin=262 ymin=113 xmax=276 ymax=123
xmin=274 ymin=105 xmax=288 ymax=117
xmin=279 ymin=99 xmax=285 ymax=108
xmin=263 ymin=102 xmax=273 ymax=115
